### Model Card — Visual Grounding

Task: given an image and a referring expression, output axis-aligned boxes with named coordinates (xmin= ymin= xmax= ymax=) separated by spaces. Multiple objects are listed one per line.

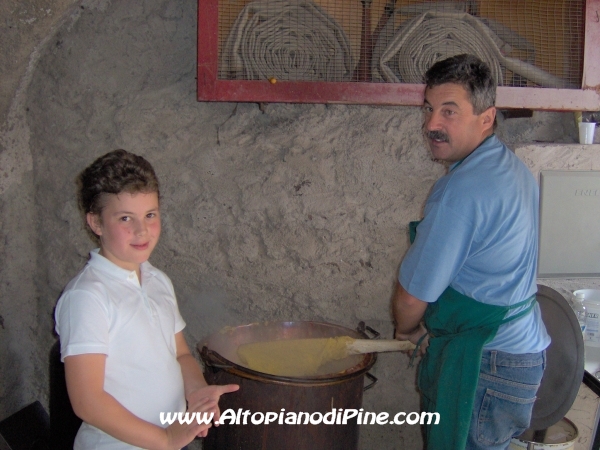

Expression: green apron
xmin=407 ymin=221 xmax=536 ymax=449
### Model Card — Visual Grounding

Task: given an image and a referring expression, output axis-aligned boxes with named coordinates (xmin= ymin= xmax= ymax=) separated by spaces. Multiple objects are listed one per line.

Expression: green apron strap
xmin=498 ymin=295 xmax=536 ymax=325
xmin=408 ymin=331 xmax=429 ymax=368
xmin=409 ymin=220 xmax=420 ymax=244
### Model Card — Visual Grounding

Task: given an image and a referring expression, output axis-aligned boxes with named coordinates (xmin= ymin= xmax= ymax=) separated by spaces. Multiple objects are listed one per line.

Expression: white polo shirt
xmin=55 ymin=250 xmax=186 ymax=449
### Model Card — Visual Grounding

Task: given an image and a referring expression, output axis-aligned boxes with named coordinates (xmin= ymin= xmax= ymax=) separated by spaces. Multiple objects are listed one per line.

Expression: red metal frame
xmin=198 ymin=0 xmax=600 ymax=111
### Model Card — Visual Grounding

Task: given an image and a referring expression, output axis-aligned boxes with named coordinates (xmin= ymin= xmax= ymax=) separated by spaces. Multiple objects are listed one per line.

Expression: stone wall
xmin=0 ymin=0 xmax=596 ymax=448
xmin=0 ymin=0 xmax=79 ymax=421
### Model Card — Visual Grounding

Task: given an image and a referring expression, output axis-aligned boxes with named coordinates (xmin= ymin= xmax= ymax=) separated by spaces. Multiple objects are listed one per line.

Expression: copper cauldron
xmin=199 ymin=321 xmax=377 ymax=450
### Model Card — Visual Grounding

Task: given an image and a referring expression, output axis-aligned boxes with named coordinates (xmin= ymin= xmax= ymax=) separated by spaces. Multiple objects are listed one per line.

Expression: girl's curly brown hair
xmin=78 ymin=149 xmax=160 ymax=218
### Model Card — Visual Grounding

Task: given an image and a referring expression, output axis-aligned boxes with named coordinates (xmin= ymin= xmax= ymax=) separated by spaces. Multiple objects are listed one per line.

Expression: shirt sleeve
xmin=173 ymin=297 xmax=186 ymax=334
xmin=399 ymin=200 xmax=477 ymax=303
xmin=55 ymin=289 xmax=110 ymax=361
xmin=157 ymin=271 xmax=186 ymax=334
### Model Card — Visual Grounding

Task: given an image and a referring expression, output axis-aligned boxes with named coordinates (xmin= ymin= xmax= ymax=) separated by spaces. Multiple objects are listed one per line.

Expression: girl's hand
xmin=164 ymin=397 xmax=217 ymax=449
xmin=186 ymin=384 xmax=240 ymax=437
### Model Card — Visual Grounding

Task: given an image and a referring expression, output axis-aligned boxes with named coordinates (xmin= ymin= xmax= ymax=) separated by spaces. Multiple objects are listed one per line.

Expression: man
xmin=393 ymin=54 xmax=550 ymax=450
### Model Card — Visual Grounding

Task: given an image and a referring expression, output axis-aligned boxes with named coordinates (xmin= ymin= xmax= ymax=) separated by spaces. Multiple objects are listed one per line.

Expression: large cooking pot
xmin=199 ymin=321 xmax=377 ymax=450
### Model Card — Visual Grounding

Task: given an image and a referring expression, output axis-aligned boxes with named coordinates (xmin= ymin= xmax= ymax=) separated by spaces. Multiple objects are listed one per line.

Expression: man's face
xmin=422 ymin=83 xmax=495 ymax=163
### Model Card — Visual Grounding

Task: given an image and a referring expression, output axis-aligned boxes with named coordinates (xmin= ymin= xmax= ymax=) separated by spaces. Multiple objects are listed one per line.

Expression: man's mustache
xmin=425 ymin=130 xmax=449 ymax=142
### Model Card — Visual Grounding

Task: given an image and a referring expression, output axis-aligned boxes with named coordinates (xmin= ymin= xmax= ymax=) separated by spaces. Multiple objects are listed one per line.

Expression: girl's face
xmin=87 ymin=191 xmax=160 ymax=276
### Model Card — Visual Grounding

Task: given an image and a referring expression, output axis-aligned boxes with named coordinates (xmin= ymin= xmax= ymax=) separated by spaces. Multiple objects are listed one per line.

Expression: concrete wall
xmin=0 ymin=0 xmax=79 ymax=420
xmin=0 ymin=0 xmax=596 ymax=448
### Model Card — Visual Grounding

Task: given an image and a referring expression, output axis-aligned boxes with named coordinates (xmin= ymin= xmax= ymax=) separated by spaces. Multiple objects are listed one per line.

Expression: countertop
xmin=566 ymin=377 xmax=600 ymax=449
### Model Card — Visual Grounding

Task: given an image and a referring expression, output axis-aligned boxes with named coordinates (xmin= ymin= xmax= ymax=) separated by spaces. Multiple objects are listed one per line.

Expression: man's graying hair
xmin=424 ymin=54 xmax=496 ymax=115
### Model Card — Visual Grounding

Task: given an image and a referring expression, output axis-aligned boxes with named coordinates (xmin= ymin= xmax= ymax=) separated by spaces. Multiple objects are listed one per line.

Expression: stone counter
xmin=567 ymin=380 xmax=600 ymax=449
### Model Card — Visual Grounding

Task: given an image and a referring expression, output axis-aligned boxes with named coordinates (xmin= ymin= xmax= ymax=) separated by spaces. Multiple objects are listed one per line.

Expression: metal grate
xmin=216 ymin=0 xmax=584 ymax=88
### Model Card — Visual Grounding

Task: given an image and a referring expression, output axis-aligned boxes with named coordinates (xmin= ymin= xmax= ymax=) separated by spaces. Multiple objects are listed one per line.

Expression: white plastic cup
xmin=579 ymin=122 xmax=596 ymax=144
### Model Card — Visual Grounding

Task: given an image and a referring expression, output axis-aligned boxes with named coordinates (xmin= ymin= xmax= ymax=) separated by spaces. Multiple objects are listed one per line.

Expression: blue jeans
xmin=466 ymin=349 xmax=546 ymax=450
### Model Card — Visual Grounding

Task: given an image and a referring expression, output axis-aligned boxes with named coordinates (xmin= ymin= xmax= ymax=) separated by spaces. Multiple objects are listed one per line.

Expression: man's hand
xmin=396 ymin=322 xmax=429 ymax=357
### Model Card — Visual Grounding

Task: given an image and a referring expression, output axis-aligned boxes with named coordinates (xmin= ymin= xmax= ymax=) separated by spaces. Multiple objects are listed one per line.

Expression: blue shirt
xmin=400 ymin=135 xmax=550 ymax=353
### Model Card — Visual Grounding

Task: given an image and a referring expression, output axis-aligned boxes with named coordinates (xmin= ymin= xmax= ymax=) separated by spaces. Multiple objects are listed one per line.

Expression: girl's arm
xmin=174 ymin=331 xmax=239 ymax=434
xmin=65 ymin=353 xmax=212 ymax=450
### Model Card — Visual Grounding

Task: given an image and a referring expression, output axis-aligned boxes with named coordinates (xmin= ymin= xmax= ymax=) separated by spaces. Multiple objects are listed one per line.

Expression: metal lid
xmin=529 ymin=285 xmax=585 ymax=430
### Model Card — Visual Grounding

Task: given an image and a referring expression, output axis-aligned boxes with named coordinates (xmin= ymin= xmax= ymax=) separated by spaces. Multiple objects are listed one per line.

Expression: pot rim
xmin=198 ymin=320 xmax=378 ymax=384
xmin=511 ymin=417 xmax=578 ymax=447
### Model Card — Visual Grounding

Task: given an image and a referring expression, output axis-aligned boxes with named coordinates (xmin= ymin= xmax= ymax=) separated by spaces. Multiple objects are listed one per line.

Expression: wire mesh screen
xmin=216 ymin=0 xmax=584 ymax=88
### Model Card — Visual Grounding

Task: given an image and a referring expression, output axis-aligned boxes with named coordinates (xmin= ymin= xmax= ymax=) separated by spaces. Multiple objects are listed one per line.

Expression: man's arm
xmin=392 ymin=281 xmax=428 ymax=341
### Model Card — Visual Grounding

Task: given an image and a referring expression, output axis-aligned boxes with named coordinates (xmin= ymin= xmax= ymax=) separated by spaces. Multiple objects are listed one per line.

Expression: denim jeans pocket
xmin=476 ymin=388 xmax=537 ymax=446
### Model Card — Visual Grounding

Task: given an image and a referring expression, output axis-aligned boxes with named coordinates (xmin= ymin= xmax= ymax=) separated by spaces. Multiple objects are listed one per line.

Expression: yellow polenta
xmin=237 ymin=336 xmax=354 ymax=377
